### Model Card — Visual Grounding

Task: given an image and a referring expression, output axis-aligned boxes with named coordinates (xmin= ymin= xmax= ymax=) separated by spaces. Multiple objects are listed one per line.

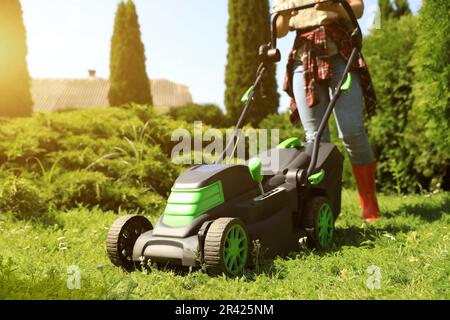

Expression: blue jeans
xmin=293 ymin=55 xmax=375 ymax=165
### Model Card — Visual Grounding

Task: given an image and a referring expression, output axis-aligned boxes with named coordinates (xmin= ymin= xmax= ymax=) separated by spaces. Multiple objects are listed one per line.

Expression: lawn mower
xmin=106 ymin=0 xmax=363 ymax=276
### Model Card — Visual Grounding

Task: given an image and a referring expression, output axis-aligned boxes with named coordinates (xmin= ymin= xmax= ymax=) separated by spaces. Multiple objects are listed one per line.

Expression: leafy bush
xmin=364 ymin=15 xmax=418 ymax=193
xmin=0 ymin=175 xmax=48 ymax=220
xmin=364 ymin=2 xmax=450 ymax=193
xmin=168 ymin=103 xmax=228 ymax=128
xmin=0 ymin=106 xmax=189 ymax=217
xmin=51 ymin=170 xmax=166 ymax=214
xmin=258 ymin=112 xmax=304 ymax=143
xmin=86 ymin=145 xmax=181 ymax=195
xmin=51 ymin=170 xmax=111 ymax=209
xmin=102 ymin=182 xmax=166 ymax=213
xmin=405 ymin=0 xmax=450 ymax=191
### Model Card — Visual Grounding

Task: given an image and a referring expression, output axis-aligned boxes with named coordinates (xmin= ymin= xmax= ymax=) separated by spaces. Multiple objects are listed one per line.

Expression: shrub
xmin=87 ymin=145 xmax=181 ymax=195
xmin=0 ymin=175 xmax=48 ymax=220
xmin=0 ymin=106 xmax=185 ymax=214
xmin=258 ymin=112 xmax=304 ymax=143
xmin=168 ymin=104 xmax=228 ymax=128
xmin=364 ymin=15 xmax=418 ymax=193
xmin=103 ymin=182 xmax=166 ymax=214
xmin=51 ymin=171 xmax=111 ymax=209
xmin=51 ymin=170 xmax=166 ymax=214
xmin=405 ymin=0 xmax=450 ymax=191
xmin=0 ymin=115 xmax=60 ymax=164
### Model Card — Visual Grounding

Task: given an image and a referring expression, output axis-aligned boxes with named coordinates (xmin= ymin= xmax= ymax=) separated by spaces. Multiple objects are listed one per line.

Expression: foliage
xmin=168 ymin=104 xmax=228 ymax=127
xmin=405 ymin=0 xmax=450 ymax=191
xmin=392 ymin=0 xmax=412 ymax=18
xmin=364 ymin=15 xmax=418 ymax=193
xmin=225 ymin=0 xmax=279 ymax=126
xmin=0 ymin=0 xmax=33 ymax=117
xmin=108 ymin=0 xmax=152 ymax=106
xmin=258 ymin=112 xmax=304 ymax=143
xmin=365 ymin=1 xmax=449 ymax=193
xmin=0 ymin=106 xmax=186 ymax=217
xmin=378 ymin=0 xmax=411 ymax=22
xmin=51 ymin=170 xmax=165 ymax=213
xmin=378 ymin=0 xmax=396 ymax=21
xmin=0 ymin=175 xmax=48 ymax=220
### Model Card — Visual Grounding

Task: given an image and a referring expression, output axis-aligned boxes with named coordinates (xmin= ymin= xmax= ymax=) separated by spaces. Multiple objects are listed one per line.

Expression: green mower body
xmin=107 ymin=142 xmax=343 ymax=275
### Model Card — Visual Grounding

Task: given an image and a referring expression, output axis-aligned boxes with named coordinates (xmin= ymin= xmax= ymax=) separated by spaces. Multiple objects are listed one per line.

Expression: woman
xmin=273 ymin=0 xmax=380 ymax=222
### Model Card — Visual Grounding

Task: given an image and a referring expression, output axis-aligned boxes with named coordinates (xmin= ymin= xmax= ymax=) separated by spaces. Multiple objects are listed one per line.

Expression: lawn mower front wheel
xmin=106 ymin=214 xmax=153 ymax=272
xmin=203 ymin=218 xmax=249 ymax=277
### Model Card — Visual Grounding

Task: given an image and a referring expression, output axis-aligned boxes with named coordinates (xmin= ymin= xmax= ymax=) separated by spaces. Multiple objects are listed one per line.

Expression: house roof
xmin=31 ymin=78 xmax=193 ymax=112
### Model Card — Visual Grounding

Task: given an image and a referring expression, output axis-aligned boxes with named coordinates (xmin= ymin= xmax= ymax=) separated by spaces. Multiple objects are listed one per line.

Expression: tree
xmin=108 ymin=1 xmax=127 ymax=106
xmin=393 ymin=0 xmax=411 ymax=18
xmin=378 ymin=0 xmax=396 ymax=21
xmin=109 ymin=0 xmax=152 ymax=107
xmin=0 ymin=0 xmax=33 ymax=117
xmin=378 ymin=0 xmax=411 ymax=22
xmin=224 ymin=0 xmax=278 ymax=126
xmin=405 ymin=0 xmax=450 ymax=191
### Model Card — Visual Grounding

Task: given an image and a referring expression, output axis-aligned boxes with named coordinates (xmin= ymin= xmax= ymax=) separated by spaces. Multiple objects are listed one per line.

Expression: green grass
xmin=0 ymin=189 xmax=448 ymax=300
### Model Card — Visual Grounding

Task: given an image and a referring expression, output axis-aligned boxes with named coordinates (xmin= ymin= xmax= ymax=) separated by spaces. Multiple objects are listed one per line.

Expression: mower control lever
xmin=249 ymin=157 xmax=265 ymax=195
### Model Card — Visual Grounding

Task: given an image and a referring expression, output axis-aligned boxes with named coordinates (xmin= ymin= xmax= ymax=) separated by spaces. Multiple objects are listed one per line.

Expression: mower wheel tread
xmin=106 ymin=214 xmax=152 ymax=272
xmin=302 ymin=196 xmax=335 ymax=250
xmin=203 ymin=218 xmax=249 ymax=277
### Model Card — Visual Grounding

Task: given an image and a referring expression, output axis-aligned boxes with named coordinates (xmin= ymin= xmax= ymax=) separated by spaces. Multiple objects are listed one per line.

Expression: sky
xmin=21 ymin=0 xmax=422 ymax=112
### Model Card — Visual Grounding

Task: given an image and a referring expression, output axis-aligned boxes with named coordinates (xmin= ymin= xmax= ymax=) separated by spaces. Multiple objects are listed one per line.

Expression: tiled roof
xmin=31 ymin=78 xmax=192 ymax=112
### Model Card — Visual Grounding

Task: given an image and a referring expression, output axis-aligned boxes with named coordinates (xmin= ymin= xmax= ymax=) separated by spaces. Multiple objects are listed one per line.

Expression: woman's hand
xmin=276 ymin=1 xmax=298 ymax=38
xmin=314 ymin=0 xmax=337 ymax=11
xmin=278 ymin=1 xmax=298 ymax=19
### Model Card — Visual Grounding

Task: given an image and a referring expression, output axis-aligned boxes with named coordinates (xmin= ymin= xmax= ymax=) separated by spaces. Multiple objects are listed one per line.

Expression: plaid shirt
xmin=284 ymin=20 xmax=377 ymax=124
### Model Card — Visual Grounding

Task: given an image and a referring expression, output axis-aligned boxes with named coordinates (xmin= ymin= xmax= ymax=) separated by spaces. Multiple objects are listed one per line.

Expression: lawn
xmin=0 ymin=189 xmax=448 ymax=300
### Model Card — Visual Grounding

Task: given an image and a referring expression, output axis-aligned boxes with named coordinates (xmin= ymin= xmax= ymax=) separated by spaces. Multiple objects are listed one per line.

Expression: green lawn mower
xmin=106 ymin=0 xmax=363 ymax=277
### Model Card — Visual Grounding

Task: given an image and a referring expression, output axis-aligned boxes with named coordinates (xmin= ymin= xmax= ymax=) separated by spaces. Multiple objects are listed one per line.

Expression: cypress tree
xmin=379 ymin=0 xmax=411 ymax=22
xmin=0 ymin=0 xmax=33 ymax=117
xmin=109 ymin=0 xmax=152 ymax=107
xmin=393 ymin=0 xmax=411 ymax=18
xmin=224 ymin=0 xmax=279 ymax=126
xmin=108 ymin=1 xmax=126 ymax=106
xmin=378 ymin=0 xmax=396 ymax=22
xmin=405 ymin=0 xmax=450 ymax=191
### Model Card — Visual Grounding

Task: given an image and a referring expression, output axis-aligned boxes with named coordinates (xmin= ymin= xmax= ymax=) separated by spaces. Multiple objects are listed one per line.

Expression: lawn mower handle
xmin=216 ymin=0 xmax=363 ymax=169
xmin=216 ymin=64 xmax=267 ymax=164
